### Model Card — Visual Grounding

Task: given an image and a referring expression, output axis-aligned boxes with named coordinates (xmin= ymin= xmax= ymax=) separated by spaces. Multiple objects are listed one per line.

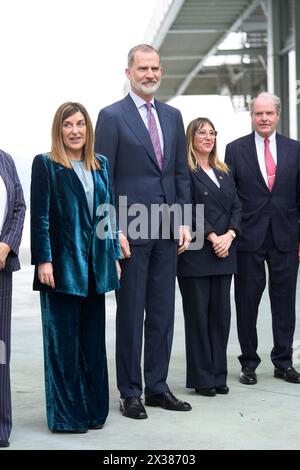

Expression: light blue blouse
xmin=71 ymin=160 xmax=94 ymax=219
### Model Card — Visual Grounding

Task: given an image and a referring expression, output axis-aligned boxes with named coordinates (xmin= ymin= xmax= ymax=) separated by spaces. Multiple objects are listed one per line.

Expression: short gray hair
xmin=250 ymin=92 xmax=281 ymax=115
xmin=127 ymin=44 xmax=161 ymax=68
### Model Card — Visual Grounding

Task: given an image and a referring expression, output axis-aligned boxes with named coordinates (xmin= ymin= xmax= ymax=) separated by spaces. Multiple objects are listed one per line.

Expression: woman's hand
xmin=38 ymin=262 xmax=55 ymax=289
xmin=116 ymin=260 xmax=121 ymax=280
xmin=0 ymin=242 xmax=11 ymax=270
xmin=119 ymin=232 xmax=131 ymax=259
xmin=213 ymin=232 xmax=233 ymax=257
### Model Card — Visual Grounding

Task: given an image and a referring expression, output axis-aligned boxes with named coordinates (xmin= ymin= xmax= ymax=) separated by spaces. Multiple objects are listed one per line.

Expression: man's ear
xmin=125 ymin=68 xmax=131 ymax=80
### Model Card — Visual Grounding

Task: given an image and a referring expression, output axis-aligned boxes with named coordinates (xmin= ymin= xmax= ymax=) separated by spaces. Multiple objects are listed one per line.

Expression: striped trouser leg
xmin=0 ymin=272 xmax=12 ymax=441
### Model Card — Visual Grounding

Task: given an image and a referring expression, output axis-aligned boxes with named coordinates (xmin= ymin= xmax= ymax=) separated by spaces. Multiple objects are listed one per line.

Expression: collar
xmin=255 ymin=130 xmax=277 ymax=144
xmin=129 ymin=91 xmax=155 ymax=110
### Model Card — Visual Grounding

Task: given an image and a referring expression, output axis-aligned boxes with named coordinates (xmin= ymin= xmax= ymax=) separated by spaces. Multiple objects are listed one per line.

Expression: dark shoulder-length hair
xmin=50 ymin=102 xmax=99 ymax=170
xmin=186 ymin=117 xmax=228 ymax=173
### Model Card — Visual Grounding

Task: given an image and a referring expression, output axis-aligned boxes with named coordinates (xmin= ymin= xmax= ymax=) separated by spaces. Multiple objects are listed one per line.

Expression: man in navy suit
xmin=225 ymin=92 xmax=300 ymax=385
xmin=95 ymin=44 xmax=192 ymax=419
xmin=0 ymin=149 xmax=26 ymax=447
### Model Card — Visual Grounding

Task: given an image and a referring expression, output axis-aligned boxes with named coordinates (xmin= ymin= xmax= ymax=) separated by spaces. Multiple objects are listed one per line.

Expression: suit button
xmin=204 ymin=191 xmax=208 ymax=196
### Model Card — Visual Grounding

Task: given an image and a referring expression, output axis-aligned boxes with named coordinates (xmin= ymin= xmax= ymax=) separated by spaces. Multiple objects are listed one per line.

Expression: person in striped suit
xmin=0 ymin=150 xmax=26 ymax=448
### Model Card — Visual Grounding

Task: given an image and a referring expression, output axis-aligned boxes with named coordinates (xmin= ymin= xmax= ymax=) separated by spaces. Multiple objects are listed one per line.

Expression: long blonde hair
xmin=186 ymin=117 xmax=228 ymax=173
xmin=50 ymin=102 xmax=99 ymax=170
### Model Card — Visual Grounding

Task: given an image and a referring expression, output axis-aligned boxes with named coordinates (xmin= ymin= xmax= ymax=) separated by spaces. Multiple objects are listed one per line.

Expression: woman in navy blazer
xmin=178 ymin=118 xmax=241 ymax=396
xmin=31 ymin=103 xmax=121 ymax=433
xmin=0 ymin=150 xmax=25 ymax=447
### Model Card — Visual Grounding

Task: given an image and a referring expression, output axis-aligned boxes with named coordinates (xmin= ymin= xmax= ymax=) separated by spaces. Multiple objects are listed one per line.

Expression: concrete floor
xmin=4 ymin=263 xmax=300 ymax=450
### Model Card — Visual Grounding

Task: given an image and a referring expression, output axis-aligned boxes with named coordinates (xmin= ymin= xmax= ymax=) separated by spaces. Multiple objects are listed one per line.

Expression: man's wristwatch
xmin=228 ymin=229 xmax=236 ymax=240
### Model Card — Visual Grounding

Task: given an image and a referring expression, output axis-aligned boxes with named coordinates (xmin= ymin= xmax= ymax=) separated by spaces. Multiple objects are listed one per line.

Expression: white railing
xmin=143 ymin=0 xmax=174 ymax=44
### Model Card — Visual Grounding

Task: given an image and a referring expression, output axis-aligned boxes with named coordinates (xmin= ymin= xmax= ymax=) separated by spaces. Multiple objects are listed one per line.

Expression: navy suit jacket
xmin=225 ymin=132 xmax=300 ymax=252
xmin=94 ymin=94 xmax=191 ymax=243
xmin=0 ymin=150 xmax=26 ymax=272
xmin=177 ymin=167 xmax=241 ymax=277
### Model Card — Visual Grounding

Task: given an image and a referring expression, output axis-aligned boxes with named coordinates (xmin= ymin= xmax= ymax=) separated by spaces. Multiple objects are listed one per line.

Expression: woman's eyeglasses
xmin=196 ymin=129 xmax=217 ymax=138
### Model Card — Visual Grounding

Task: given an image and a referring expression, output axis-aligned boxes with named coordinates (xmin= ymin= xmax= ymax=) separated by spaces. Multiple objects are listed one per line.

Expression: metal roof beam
xmin=216 ymin=47 xmax=266 ymax=56
xmin=161 ymin=55 xmax=204 ymax=61
xmin=152 ymin=0 xmax=186 ymax=49
xmin=167 ymin=28 xmax=227 ymax=34
xmin=175 ymin=0 xmax=263 ymax=97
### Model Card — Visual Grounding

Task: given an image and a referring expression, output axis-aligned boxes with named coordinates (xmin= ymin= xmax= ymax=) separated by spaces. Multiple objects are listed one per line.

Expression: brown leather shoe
xmin=274 ymin=366 xmax=300 ymax=383
xmin=239 ymin=367 xmax=257 ymax=385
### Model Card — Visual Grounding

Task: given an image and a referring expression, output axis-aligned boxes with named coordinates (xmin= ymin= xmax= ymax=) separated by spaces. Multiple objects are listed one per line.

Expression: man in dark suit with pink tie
xmin=225 ymin=92 xmax=300 ymax=386
xmin=0 ymin=149 xmax=26 ymax=447
xmin=95 ymin=44 xmax=192 ymax=420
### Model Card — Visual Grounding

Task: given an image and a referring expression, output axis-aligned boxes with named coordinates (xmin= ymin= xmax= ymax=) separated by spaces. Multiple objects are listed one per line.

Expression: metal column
xmin=267 ymin=0 xmax=299 ymax=138
xmin=294 ymin=0 xmax=300 ymax=139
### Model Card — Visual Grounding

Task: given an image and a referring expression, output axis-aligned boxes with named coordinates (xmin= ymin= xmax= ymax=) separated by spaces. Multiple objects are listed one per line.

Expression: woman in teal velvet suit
xmin=30 ymin=102 xmax=121 ymax=433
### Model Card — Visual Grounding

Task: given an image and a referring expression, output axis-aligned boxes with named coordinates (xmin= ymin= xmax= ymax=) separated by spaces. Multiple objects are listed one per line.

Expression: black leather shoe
xmin=120 ymin=397 xmax=148 ymax=419
xmin=195 ymin=387 xmax=216 ymax=397
xmin=145 ymin=391 xmax=191 ymax=411
xmin=51 ymin=428 xmax=88 ymax=434
xmin=216 ymin=385 xmax=229 ymax=394
xmin=88 ymin=423 xmax=103 ymax=429
xmin=239 ymin=367 xmax=257 ymax=385
xmin=274 ymin=366 xmax=300 ymax=383
xmin=0 ymin=440 xmax=9 ymax=447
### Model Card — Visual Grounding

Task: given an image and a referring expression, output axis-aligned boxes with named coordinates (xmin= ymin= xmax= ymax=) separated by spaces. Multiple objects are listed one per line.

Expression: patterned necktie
xmin=264 ymin=138 xmax=276 ymax=191
xmin=145 ymin=102 xmax=163 ymax=170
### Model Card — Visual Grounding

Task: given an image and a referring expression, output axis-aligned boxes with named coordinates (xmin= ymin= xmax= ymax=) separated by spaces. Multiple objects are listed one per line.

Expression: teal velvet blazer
xmin=31 ymin=153 xmax=121 ymax=296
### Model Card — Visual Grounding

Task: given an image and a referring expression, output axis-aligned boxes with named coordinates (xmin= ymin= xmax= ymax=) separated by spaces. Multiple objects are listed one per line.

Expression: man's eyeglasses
xmin=196 ymin=129 xmax=218 ymax=138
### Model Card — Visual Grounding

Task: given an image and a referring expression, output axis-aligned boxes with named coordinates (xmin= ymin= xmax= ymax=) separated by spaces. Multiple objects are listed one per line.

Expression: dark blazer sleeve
xmin=189 ymin=173 xmax=214 ymax=237
xmin=30 ymin=154 xmax=52 ymax=264
xmin=227 ymin=171 xmax=241 ymax=236
xmin=95 ymin=109 xmax=119 ymax=186
xmin=0 ymin=154 xmax=26 ymax=256
xmin=103 ymin=156 xmax=122 ymax=259
xmin=174 ymin=110 xmax=191 ymax=210
xmin=296 ymin=145 xmax=300 ymax=241
xmin=224 ymin=144 xmax=236 ymax=179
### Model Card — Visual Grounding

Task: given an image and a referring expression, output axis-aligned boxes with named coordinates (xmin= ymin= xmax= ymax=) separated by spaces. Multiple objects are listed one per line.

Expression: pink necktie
xmin=146 ymin=102 xmax=163 ymax=170
xmin=264 ymin=138 xmax=276 ymax=191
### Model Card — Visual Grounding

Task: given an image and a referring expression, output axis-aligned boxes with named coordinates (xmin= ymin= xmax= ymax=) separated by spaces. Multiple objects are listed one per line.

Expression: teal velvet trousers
xmin=40 ymin=290 xmax=108 ymax=431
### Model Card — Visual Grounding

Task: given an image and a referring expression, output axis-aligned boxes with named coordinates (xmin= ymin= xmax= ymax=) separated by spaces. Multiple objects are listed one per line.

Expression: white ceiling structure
xmin=143 ymin=0 xmax=268 ymax=109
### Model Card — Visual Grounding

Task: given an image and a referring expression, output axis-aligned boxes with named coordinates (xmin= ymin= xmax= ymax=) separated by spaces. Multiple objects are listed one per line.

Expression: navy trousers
xmin=0 ymin=272 xmax=12 ymax=441
xmin=178 ymin=275 xmax=232 ymax=389
xmin=116 ymin=238 xmax=177 ymax=398
xmin=40 ymin=290 xmax=108 ymax=431
xmin=235 ymin=226 xmax=299 ymax=370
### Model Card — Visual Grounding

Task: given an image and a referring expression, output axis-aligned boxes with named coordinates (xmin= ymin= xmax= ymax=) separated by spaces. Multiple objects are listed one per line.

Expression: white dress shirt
xmin=129 ymin=91 xmax=164 ymax=154
xmin=204 ymin=168 xmax=220 ymax=188
xmin=255 ymin=131 xmax=277 ymax=186
xmin=0 ymin=174 xmax=8 ymax=235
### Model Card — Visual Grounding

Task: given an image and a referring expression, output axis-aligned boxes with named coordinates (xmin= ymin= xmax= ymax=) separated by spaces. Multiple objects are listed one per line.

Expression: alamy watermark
xmin=297 ymin=80 xmax=300 ymax=105
xmin=96 ymin=197 xmax=204 ymax=250
xmin=0 ymin=340 xmax=6 ymax=365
